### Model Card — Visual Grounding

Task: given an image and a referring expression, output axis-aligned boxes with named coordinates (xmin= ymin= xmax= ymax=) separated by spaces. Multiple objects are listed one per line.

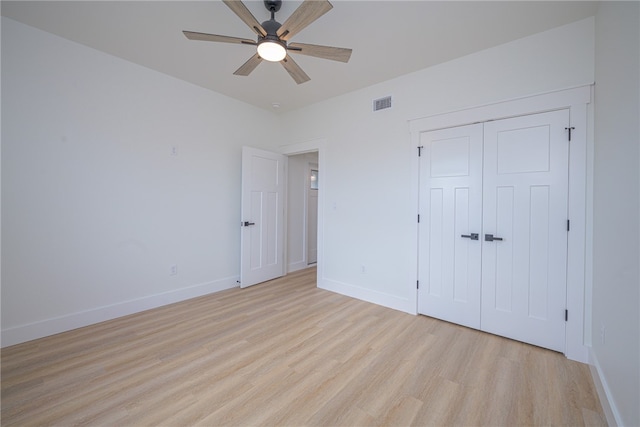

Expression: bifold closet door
xmin=417 ymin=123 xmax=483 ymax=329
xmin=481 ymin=110 xmax=569 ymax=352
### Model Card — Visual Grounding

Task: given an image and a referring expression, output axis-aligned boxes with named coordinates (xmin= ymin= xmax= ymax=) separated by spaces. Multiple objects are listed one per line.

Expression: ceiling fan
xmin=183 ymin=0 xmax=352 ymax=84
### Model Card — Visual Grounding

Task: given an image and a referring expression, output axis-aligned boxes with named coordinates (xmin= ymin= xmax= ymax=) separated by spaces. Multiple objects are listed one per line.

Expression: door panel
xmin=529 ymin=185 xmax=551 ymax=320
xmin=241 ymin=147 xmax=286 ymax=288
xmin=496 ymin=125 xmax=551 ymax=174
xmin=481 ymin=110 xmax=569 ymax=352
xmin=453 ymin=188 xmax=471 ymax=302
xmin=493 ymin=185 xmax=514 ymax=312
xmin=418 ymin=124 xmax=483 ymax=329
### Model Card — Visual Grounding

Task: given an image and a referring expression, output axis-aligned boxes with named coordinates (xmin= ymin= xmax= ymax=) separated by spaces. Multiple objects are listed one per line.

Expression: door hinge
xmin=417 ymin=214 xmax=420 ymax=223
xmin=565 ymin=126 xmax=575 ymax=141
xmin=418 ymin=146 xmax=424 ymax=157
xmin=565 ymin=309 xmax=568 ymax=321
xmin=417 ymin=280 xmax=419 ymax=289
xmin=567 ymin=219 xmax=570 ymax=231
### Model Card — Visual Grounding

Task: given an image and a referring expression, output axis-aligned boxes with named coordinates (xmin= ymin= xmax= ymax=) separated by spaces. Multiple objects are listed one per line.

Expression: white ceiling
xmin=2 ymin=1 xmax=599 ymax=112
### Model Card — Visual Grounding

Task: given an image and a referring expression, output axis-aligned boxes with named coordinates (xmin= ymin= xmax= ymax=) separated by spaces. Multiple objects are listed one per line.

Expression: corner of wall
xmin=589 ymin=347 xmax=622 ymax=426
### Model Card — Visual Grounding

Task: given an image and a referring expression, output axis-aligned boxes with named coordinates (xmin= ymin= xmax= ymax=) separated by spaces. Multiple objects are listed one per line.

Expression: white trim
xmin=280 ymin=138 xmax=326 ymax=156
xmin=408 ymin=85 xmax=592 ymax=362
xmin=306 ymin=161 xmax=319 ymax=266
xmin=566 ymin=101 xmax=589 ymax=362
xmin=319 ymin=278 xmax=414 ymax=315
xmin=1 ymin=276 xmax=239 ymax=347
xmin=589 ymin=348 xmax=622 ymax=426
xmin=409 ymin=85 xmax=592 ymax=131
xmin=583 ymin=85 xmax=596 ymax=347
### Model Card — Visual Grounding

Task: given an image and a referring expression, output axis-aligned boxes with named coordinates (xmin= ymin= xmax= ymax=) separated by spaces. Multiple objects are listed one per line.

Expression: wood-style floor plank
xmin=1 ymin=267 xmax=607 ymax=426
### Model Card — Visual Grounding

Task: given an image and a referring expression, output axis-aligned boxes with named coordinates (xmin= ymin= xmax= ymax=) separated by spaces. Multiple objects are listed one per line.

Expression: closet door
xmin=417 ymin=124 xmax=483 ymax=329
xmin=481 ymin=110 xmax=569 ymax=352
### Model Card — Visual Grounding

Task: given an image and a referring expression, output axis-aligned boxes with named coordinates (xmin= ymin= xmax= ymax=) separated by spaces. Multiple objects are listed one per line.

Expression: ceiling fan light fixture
xmin=257 ymin=40 xmax=286 ymax=62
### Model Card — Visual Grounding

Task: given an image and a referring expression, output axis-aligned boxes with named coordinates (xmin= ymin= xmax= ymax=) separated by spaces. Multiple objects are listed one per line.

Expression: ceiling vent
xmin=373 ymin=96 xmax=392 ymax=112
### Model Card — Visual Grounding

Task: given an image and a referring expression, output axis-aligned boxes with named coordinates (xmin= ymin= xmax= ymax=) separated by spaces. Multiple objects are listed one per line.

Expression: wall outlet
xmin=170 ymin=264 xmax=178 ymax=276
xmin=361 ymin=265 xmax=366 ymax=274
xmin=600 ymin=324 xmax=606 ymax=345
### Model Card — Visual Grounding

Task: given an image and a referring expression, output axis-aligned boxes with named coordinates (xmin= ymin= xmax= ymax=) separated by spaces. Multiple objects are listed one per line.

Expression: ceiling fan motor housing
xmin=259 ymin=17 xmax=286 ymax=52
xmin=261 ymin=19 xmax=282 ymax=39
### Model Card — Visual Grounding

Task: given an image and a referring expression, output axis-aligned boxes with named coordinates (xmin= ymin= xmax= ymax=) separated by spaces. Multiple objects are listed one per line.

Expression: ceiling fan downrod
xmin=261 ymin=0 xmax=283 ymax=36
xmin=264 ymin=0 xmax=282 ymax=13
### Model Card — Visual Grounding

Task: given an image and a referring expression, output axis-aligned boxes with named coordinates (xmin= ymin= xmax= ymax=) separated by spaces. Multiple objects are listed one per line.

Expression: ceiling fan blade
xmin=234 ymin=53 xmax=263 ymax=76
xmin=222 ymin=0 xmax=267 ymax=37
xmin=281 ymin=54 xmax=311 ymax=84
xmin=287 ymin=42 xmax=351 ymax=63
xmin=183 ymin=31 xmax=256 ymax=45
xmin=276 ymin=0 xmax=333 ymax=41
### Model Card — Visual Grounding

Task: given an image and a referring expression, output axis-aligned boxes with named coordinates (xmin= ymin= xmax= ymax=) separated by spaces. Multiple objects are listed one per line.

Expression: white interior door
xmin=240 ymin=147 xmax=286 ymax=288
xmin=481 ymin=110 xmax=569 ymax=352
xmin=417 ymin=124 xmax=483 ymax=329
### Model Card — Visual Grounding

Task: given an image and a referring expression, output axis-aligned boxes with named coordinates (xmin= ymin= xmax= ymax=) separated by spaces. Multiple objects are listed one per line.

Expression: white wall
xmin=1 ymin=18 xmax=281 ymax=346
xmin=287 ymin=151 xmax=318 ymax=272
xmin=281 ymin=18 xmax=595 ymax=313
xmin=0 ymin=16 xmax=4 ymax=334
xmin=592 ymin=2 xmax=640 ymax=426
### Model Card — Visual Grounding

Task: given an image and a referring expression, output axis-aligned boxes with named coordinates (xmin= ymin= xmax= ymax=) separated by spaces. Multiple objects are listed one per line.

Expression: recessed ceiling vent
xmin=373 ymin=96 xmax=392 ymax=112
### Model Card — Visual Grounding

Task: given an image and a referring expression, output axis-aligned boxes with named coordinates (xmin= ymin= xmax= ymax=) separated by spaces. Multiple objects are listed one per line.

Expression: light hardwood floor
xmin=2 ymin=267 xmax=606 ymax=426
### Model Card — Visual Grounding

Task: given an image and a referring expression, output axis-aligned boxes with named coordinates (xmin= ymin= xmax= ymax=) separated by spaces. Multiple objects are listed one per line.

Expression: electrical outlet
xmin=170 ymin=264 xmax=178 ymax=276
xmin=361 ymin=265 xmax=366 ymax=274
xmin=600 ymin=324 xmax=606 ymax=345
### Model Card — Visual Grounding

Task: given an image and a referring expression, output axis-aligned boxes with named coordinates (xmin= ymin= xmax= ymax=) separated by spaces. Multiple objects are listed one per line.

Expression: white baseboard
xmin=1 ymin=276 xmax=239 ymax=348
xmin=589 ymin=347 xmax=622 ymax=426
xmin=287 ymin=260 xmax=310 ymax=273
xmin=318 ymin=277 xmax=414 ymax=315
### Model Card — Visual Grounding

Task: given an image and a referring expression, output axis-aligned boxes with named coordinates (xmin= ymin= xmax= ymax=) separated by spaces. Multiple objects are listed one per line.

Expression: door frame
xmin=409 ymin=85 xmax=592 ymax=362
xmin=307 ymin=161 xmax=319 ymax=265
xmin=280 ymin=138 xmax=326 ymax=288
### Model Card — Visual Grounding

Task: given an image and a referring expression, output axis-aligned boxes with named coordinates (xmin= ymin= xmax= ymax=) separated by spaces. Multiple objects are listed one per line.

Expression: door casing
xmin=281 ymin=139 xmax=327 ymax=288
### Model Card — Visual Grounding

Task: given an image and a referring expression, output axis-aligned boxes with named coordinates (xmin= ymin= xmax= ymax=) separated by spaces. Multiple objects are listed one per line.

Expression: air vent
xmin=373 ymin=96 xmax=392 ymax=112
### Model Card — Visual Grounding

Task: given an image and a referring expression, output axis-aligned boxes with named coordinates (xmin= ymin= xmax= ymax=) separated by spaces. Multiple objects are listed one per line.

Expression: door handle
xmin=484 ymin=234 xmax=503 ymax=242
xmin=242 ymin=221 xmax=255 ymax=227
xmin=461 ymin=233 xmax=479 ymax=240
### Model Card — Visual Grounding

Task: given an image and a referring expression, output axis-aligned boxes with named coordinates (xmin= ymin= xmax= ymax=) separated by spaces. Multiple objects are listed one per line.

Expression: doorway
xmin=287 ymin=152 xmax=319 ymax=272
